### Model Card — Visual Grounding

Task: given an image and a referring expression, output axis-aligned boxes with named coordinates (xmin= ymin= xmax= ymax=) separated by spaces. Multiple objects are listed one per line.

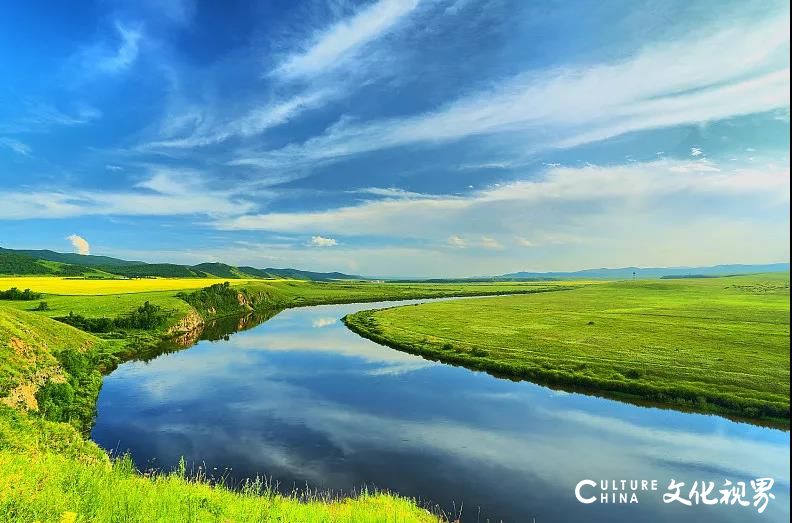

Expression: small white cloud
xmin=312 ymin=317 xmax=336 ymax=328
xmin=656 ymin=151 xmax=664 ymax=156
xmin=516 ymin=237 xmax=534 ymax=247
xmin=310 ymin=235 xmax=337 ymax=247
xmin=448 ymin=235 xmax=467 ymax=248
xmin=746 ymin=147 xmax=757 ymax=152
xmin=690 ymin=147 xmax=703 ymax=157
xmin=480 ymin=237 xmax=503 ymax=250
xmin=105 ymin=164 xmax=123 ymax=171
xmin=66 ymin=234 xmax=90 ymax=255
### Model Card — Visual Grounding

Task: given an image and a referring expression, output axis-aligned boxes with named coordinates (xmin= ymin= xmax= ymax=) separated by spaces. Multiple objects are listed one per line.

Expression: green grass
xmin=0 ymin=407 xmax=435 ymax=523
xmin=343 ymin=274 xmax=790 ymax=425
xmin=251 ymin=279 xmax=576 ymax=307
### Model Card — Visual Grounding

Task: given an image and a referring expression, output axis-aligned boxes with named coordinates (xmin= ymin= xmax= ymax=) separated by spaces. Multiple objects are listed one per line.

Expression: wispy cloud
xmin=448 ymin=235 xmax=466 ymax=248
xmin=0 ymin=168 xmax=255 ymax=220
xmin=274 ymin=0 xmax=420 ymax=79
xmin=0 ymin=102 xmax=102 ymax=134
xmin=480 ymin=236 xmax=503 ymax=250
xmin=235 ymin=16 xmax=789 ymax=169
xmin=147 ymin=90 xmax=332 ymax=149
xmin=96 ymin=21 xmax=143 ymax=73
xmin=0 ymin=138 xmax=32 ymax=156
xmin=214 ymin=159 xmax=789 ymax=273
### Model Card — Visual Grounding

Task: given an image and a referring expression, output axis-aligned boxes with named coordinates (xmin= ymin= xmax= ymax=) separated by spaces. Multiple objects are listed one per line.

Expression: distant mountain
xmin=0 ymin=247 xmax=362 ymax=281
xmin=238 ymin=266 xmax=364 ymax=281
xmin=191 ymin=262 xmax=248 ymax=279
xmin=8 ymin=248 xmax=145 ymax=267
xmin=499 ymin=263 xmax=790 ymax=280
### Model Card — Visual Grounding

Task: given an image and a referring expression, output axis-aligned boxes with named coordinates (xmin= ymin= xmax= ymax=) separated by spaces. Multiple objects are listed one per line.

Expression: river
xmin=91 ymin=299 xmax=790 ymax=522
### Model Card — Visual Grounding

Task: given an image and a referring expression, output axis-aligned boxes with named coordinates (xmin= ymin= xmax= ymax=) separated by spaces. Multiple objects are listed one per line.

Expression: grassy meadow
xmin=0 ymin=276 xmax=571 ymax=522
xmin=344 ymin=274 xmax=791 ymax=425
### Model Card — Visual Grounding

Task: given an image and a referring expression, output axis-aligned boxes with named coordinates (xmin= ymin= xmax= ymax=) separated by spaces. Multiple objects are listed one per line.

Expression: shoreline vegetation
xmin=1 ymin=277 xmax=570 ymax=522
xmin=343 ymin=274 xmax=790 ymax=428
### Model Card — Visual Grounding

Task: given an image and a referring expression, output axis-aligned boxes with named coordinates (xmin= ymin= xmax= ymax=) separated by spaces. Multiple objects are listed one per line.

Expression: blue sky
xmin=0 ymin=0 xmax=789 ymax=277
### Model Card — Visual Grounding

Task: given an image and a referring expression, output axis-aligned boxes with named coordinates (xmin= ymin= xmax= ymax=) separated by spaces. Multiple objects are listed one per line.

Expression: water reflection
xmin=92 ymin=301 xmax=790 ymax=522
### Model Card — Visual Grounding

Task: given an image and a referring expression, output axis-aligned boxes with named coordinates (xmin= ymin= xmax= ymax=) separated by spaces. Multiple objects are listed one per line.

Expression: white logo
xmin=575 ymin=477 xmax=775 ymax=513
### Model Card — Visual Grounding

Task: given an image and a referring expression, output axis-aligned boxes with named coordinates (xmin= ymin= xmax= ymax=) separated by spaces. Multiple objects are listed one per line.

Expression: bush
xmin=34 ymin=301 xmax=50 ymax=311
xmin=55 ymin=302 xmax=166 ymax=333
xmin=0 ymin=287 xmax=42 ymax=300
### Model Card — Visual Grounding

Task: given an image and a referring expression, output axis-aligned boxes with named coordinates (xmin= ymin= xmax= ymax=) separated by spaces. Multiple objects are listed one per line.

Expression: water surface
xmin=92 ymin=299 xmax=790 ymax=522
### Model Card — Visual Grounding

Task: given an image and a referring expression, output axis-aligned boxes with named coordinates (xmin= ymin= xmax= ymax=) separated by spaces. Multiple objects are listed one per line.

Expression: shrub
xmin=55 ymin=302 xmax=166 ymax=333
xmin=0 ymin=287 xmax=42 ymax=300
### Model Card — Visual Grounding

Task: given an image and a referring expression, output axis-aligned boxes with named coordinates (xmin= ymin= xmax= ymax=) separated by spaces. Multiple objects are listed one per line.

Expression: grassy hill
xmin=0 ymin=247 xmax=362 ymax=281
xmin=8 ymin=248 xmax=145 ymax=267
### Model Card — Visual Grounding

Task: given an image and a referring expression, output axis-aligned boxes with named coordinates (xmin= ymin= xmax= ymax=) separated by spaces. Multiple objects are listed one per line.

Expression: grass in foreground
xmin=344 ymin=274 xmax=790 ymax=425
xmin=0 ymin=449 xmax=434 ymax=523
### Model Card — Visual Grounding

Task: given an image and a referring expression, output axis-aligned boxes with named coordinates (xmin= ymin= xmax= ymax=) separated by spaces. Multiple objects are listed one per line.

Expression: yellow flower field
xmin=0 ymin=277 xmax=267 ymax=295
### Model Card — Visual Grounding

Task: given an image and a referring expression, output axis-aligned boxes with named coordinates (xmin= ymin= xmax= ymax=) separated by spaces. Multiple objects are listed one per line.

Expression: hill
xmin=239 ymin=266 xmax=364 ymax=281
xmin=8 ymin=248 xmax=145 ymax=267
xmin=0 ymin=247 xmax=362 ymax=281
xmin=499 ymin=263 xmax=790 ymax=280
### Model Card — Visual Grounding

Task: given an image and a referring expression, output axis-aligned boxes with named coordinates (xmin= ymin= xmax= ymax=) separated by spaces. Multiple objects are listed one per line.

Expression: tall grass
xmin=0 ymin=449 xmax=436 ymax=523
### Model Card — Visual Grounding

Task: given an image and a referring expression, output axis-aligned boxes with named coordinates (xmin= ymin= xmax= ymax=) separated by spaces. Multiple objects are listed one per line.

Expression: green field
xmin=344 ymin=274 xmax=790 ymax=425
xmin=0 ymin=277 xmax=572 ymax=522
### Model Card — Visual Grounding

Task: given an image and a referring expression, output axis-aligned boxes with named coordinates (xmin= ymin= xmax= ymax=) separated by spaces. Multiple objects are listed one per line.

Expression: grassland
xmin=344 ymin=274 xmax=790 ymax=425
xmin=0 ymin=277 xmax=572 ymax=522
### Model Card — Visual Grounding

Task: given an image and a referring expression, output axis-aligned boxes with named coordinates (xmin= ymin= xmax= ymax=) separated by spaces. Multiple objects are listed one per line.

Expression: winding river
xmin=92 ymin=299 xmax=790 ymax=522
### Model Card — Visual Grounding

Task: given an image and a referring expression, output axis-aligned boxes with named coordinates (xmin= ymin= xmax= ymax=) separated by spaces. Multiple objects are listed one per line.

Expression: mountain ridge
xmin=499 ymin=263 xmax=790 ymax=280
xmin=0 ymin=247 xmax=363 ymax=281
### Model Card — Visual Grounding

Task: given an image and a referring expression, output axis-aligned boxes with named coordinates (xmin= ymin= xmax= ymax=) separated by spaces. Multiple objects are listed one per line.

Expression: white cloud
xmin=0 ymin=168 xmax=255 ymax=220
xmin=219 ymin=159 xmax=788 ymax=237
xmin=97 ymin=22 xmax=143 ymax=73
xmin=148 ymin=90 xmax=333 ymax=149
xmin=312 ymin=318 xmax=336 ymax=328
xmin=448 ymin=235 xmax=467 ymax=248
xmin=235 ymin=16 xmax=789 ymax=169
xmin=274 ymin=0 xmax=420 ymax=79
xmin=310 ymin=235 xmax=337 ymax=247
xmin=66 ymin=234 xmax=90 ymax=255
xmin=690 ymin=147 xmax=703 ymax=157
xmin=480 ymin=236 xmax=503 ymax=250
xmin=0 ymin=138 xmax=31 ymax=156
xmin=516 ymin=237 xmax=534 ymax=247
xmin=212 ymin=159 xmax=790 ymax=275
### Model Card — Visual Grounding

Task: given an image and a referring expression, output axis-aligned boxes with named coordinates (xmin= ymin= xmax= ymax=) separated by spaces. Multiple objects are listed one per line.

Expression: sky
xmin=0 ymin=0 xmax=789 ymax=278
